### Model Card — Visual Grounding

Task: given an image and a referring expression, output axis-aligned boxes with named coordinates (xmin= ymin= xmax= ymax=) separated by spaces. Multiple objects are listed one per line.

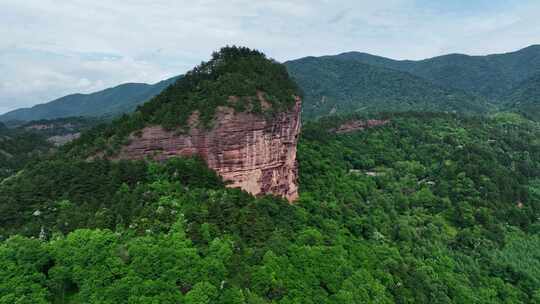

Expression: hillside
xmin=335 ymin=45 xmax=540 ymax=101
xmin=0 ymin=76 xmax=179 ymax=122
xmin=20 ymin=117 xmax=104 ymax=146
xmin=21 ymin=117 xmax=102 ymax=137
xmin=506 ymin=73 xmax=540 ymax=120
xmin=0 ymin=124 xmax=52 ymax=180
xmin=2 ymin=113 xmax=540 ymax=302
xmin=285 ymin=57 xmax=491 ymax=119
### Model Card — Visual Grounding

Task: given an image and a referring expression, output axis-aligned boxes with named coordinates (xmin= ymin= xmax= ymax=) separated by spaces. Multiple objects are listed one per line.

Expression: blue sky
xmin=1 ymin=0 xmax=539 ymax=114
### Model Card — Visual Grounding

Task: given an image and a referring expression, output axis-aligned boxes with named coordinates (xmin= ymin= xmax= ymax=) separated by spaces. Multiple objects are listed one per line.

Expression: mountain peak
xmin=137 ymin=45 xmax=301 ymax=129
xmin=67 ymin=46 xmax=303 ymax=201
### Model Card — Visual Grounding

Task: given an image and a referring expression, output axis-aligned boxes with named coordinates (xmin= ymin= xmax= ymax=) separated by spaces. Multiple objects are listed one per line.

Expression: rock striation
xmin=116 ymin=96 xmax=302 ymax=202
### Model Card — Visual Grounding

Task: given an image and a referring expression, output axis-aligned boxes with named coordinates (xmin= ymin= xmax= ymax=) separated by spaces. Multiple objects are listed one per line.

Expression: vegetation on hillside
xmin=137 ymin=46 xmax=300 ymax=129
xmin=2 ymin=113 xmax=540 ymax=303
xmin=506 ymin=73 xmax=540 ymax=120
xmin=286 ymin=57 xmax=491 ymax=119
xmin=335 ymin=45 xmax=540 ymax=101
xmin=0 ymin=124 xmax=51 ymax=180
xmin=21 ymin=117 xmax=103 ymax=137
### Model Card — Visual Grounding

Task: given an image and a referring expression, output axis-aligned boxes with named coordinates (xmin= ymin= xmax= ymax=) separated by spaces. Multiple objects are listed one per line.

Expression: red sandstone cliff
xmin=116 ymin=97 xmax=302 ymax=202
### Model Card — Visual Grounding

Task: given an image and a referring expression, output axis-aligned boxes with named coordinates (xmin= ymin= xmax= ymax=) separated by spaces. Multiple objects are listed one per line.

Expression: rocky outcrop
xmin=48 ymin=133 xmax=81 ymax=146
xmin=116 ymin=97 xmax=302 ymax=202
xmin=331 ymin=119 xmax=389 ymax=134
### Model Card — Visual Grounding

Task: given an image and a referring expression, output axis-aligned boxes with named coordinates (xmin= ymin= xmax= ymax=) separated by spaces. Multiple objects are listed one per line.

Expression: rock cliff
xmin=116 ymin=96 xmax=302 ymax=202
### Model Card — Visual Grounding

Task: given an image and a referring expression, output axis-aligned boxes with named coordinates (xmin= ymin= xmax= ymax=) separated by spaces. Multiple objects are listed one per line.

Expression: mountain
xmin=506 ymin=72 xmax=540 ymax=120
xmin=65 ymin=46 xmax=302 ymax=201
xmin=334 ymin=45 xmax=540 ymax=101
xmin=0 ymin=76 xmax=179 ymax=122
xmin=285 ymin=56 xmax=491 ymax=118
xmin=4 ymin=45 xmax=540 ymax=122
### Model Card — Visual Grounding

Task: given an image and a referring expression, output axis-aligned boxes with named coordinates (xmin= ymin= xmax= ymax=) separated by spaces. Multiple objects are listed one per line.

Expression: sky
xmin=1 ymin=0 xmax=539 ymax=114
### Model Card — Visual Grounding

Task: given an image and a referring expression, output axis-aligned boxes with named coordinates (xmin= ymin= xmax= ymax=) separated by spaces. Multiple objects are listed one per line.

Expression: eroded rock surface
xmin=116 ymin=97 xmax=302 ymax=202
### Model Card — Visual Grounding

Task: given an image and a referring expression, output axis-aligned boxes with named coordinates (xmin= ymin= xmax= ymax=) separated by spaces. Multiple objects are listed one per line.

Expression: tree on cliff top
xmin=138 ymin=45 xmax=301 ymax=129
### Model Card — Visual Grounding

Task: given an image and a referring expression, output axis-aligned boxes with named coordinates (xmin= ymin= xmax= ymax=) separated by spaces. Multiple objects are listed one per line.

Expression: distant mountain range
xmin=285 ymin=56 xmax=491 ymax=118
xmin=0 ymin=76 xmax=179 ymax=122
xmin=331 ymin=45 xmax=540 ymax=102
xmin=2 ymin=45 xmax=540 ymax=122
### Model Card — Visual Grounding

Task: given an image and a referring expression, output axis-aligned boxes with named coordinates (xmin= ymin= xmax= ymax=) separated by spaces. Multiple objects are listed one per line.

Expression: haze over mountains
xmin=0 ymin=76 xmax=179 ymax=122
xmin=2 ymin=45 xmax=540 ymax=122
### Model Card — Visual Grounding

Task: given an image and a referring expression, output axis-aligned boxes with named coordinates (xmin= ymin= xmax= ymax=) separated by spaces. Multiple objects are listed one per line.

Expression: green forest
xmin=0 ymin=122 xmax=52 ymax=180
xmin=2 ymin=112 xmax=540 ymax=303
xmin=285 ymin=57 xmax=491 ymax=119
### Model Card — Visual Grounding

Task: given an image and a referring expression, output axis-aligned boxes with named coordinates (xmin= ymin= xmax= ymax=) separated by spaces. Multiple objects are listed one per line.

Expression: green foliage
xmin=20 ymin=116 xmax=103 ymax=137
xmin=0 ymin=157 xmax=223 ymax=237
xmin=139 ymin=46 xmax=299 ymax=129
xmin=333 ymin=45 xmax=540 ymax=102
xmin=2 ymin=113 xmax=540 ymax=303
xmin=0 ymin=126 xmax=51 ymax=180
xmin=286 ymin=57 xmax=492 ymax=119
xmin=492 ymin=231 xmax=540 ymax=290
xmin=0 ymin=236 xmax=49 ymax=304
xmin=506 ymin=73 xmax=540 ymax=120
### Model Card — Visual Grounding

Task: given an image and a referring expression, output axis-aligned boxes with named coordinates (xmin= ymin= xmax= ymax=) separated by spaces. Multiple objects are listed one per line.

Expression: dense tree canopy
xmin=0 ymin=125 xmax=51 ymax=180
xmin=286 ymin=57 xmax=491 ymax=119
xmin=2 ymin=112 xmax=540 ymax=303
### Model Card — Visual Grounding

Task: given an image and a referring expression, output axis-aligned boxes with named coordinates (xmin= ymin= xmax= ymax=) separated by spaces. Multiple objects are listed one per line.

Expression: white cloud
xmin=0 ymin=0 xmax=539 ymax=114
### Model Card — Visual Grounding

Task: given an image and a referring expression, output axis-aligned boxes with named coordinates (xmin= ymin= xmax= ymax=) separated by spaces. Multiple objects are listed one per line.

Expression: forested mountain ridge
xmin=333 ymin=44 xmax=540 ymax=101
xmin=2 ymin=112 xmax=540 ymax=302
xmin=0 ymin=76 xmax=179 ymax=122
xmin=506 ymin=73 xmax=540 ymax=120
xmin=6 ymin=45 xmax=540 ymax=122
xmin=285 ymin=56 xmax=491 ymax=119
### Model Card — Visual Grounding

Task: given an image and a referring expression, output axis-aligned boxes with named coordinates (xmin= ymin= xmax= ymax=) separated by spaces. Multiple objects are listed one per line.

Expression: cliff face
xmin=116 ymin=97 xmax=302 ymax=202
